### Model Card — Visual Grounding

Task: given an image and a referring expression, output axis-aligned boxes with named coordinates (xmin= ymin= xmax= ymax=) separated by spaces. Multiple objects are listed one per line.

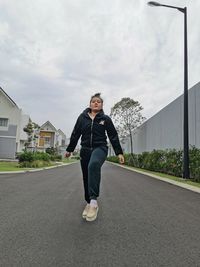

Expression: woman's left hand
xmin=118 ymin=154 xmax=124 ymax=164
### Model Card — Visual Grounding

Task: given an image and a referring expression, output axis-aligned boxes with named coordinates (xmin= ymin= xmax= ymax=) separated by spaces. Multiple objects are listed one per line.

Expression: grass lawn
xmin=0 ymin=162 xmax=29 ymax=171
xmin=62 ymin=158 xmax=78 ymax=163
xmin=0 ymin=159 xmax=78 ymax=172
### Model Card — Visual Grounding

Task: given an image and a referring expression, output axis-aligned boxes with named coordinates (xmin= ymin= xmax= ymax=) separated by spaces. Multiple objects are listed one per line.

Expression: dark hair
xmin=90 ymin=93 xmax=103 ymax=103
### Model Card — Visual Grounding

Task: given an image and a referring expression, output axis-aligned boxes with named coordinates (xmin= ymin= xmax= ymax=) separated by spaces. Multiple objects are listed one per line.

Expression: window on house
xmin=44 ymin=137 xmax=50 ymax=144
xmin=0 ymin=118 xmax=8 ymax=127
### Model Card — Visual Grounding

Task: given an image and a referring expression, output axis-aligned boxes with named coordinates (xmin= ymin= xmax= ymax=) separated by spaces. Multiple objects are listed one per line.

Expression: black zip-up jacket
xmin=66 ymin=108 xmax=123 ymax=155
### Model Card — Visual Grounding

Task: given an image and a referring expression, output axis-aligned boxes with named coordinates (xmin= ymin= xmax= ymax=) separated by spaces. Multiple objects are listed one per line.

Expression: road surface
xmin=0 ymin=162 xmax=200 ymax=266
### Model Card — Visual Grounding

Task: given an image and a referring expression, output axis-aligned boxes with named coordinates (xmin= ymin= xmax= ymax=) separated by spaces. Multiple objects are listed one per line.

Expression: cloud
xmin=0 ymin=0 xmax=200 ymax=137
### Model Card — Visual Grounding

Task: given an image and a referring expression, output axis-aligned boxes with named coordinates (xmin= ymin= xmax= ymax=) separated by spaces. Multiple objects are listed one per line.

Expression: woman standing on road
xmin=65 ymin=93 xmax=124 ymax=222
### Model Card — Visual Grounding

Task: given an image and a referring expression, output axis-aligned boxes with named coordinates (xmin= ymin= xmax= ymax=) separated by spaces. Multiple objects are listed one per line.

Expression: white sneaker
xmin=86 ymin=205 xmax=99 ymax=222
xmin=82 ymin=204 xmax=90 ymax=219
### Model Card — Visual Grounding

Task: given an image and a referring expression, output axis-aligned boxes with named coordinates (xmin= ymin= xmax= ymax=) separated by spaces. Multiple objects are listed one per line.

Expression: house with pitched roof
xmin=0 ymin=87 xmax=30 ymax=159
xmin=37 ymin=121 xmax=57 ymax=150
xmin=37 ymin=121 xmax=66 ymax=152
xmin=57 ymin=129 xmax=66 ymax=147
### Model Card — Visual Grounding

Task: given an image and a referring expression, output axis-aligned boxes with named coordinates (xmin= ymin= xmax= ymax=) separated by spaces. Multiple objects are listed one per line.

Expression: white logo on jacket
xmin=99 ymin=120 xmax=105 ymax=125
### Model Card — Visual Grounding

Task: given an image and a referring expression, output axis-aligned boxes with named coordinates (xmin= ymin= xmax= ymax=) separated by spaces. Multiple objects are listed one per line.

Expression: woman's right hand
xmin=118 ymin=154 xmax=124 ymax=164
xmin=65 ymin=152 xmax=71 ymax=158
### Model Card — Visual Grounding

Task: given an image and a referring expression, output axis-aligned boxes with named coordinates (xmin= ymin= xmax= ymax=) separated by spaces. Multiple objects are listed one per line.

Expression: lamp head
xmin=147 ymin=1 xmax=161 ymax=7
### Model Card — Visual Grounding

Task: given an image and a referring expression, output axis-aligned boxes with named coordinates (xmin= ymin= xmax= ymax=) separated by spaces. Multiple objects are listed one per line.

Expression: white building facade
xmin=121 ymin=82 xmax=200 ymax=154
xmin=0 ymin=87 xmax=30 ymax=159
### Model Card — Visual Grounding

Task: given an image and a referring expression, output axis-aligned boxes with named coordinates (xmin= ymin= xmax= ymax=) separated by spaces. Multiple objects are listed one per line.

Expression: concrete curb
xmin=108 ymin=161 xmax=200 ymax=194
xmin=0 ymin=161 xmax=78 ymax=175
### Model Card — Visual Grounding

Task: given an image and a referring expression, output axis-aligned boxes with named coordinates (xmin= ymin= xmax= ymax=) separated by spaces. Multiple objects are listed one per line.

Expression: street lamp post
xmin=147 ymin=1 xmax=190 ymax=178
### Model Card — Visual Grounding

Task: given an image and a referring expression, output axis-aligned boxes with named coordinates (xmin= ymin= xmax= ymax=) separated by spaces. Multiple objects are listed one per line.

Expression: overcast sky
xmin=0 ymin=0 xmax=199 ymax=137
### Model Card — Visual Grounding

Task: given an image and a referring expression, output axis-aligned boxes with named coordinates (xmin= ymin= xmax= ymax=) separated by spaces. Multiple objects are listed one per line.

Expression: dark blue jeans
xmin=80 ymin=146 xmax=108 ymax=203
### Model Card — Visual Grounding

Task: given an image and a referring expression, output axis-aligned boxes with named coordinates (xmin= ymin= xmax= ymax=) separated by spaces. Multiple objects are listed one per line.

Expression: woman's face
xmin=90 ymin=97 xmax=103 ymax=112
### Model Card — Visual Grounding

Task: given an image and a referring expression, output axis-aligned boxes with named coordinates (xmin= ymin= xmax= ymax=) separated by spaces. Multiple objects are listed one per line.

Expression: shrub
xmin=33 ymin=152 xmax=50 ymax=161
xmin=18 ymin=152 xmax=34 ymax=163
xmin=18 ymin=151 xmax=51 ymax=169
xmin=189 ymin=146 xmax=200 ymax=182
xmin=164 ymin=149 xmax=182 ymax=177
xmin=125 ymin=153 xmax=138 ymax=166
xmin=50 ymin=154 xmax=62 ymax=161
xmin=107 ymin=147 xmax=200 ymax=182
xmin=137 ymin=152 xmax=148 ymax=169
xmin=46 ymin=147 xmax=57 ymax=155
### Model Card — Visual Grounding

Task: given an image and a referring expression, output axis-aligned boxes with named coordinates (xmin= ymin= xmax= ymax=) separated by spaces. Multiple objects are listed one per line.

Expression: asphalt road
xmin=0 ymin=162 xmax=200 ymax=267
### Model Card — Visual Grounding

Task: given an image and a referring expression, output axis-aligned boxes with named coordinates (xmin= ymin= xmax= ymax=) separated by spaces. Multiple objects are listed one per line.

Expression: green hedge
xmin=107 ymin=147 xmax=200 ymax=182
xmin=189 ymin=146 xmax=200 ymax=181
xmin=50 ymin=154 xmax=62 ymax=161
xmin=18 ymin=152 xmax=51 ymax=162
xmin=17 ymin=151 xmax=63 ymax=168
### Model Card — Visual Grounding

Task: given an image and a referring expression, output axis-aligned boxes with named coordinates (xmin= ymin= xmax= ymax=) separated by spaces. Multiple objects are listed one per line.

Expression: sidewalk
xmin=108 ymin=161 xmax=200 ymax=194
